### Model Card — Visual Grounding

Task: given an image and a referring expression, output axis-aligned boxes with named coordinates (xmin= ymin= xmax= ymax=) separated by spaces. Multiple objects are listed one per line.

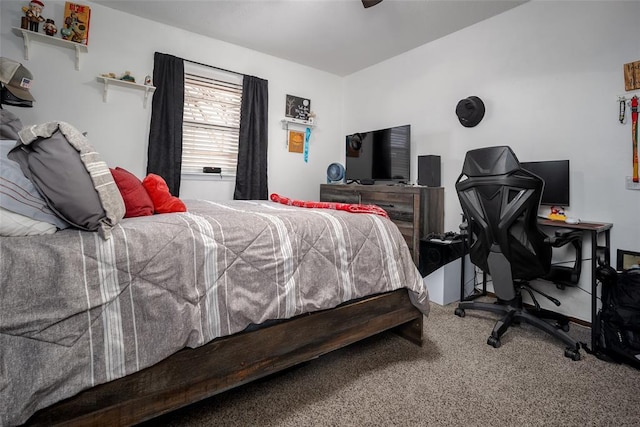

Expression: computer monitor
xmin=521 ymin=160 xmax=570 ymax=207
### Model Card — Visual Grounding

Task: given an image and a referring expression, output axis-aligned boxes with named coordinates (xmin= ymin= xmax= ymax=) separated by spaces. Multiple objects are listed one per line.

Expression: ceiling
xmin=94 ymin=0 xmax=526 ymax=76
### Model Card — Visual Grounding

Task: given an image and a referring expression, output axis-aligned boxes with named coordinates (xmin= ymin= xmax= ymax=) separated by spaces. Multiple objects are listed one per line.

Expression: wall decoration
xmin=288 ymin=130 xmax=304 ymax=153
xmin=61 ymin=2 xmax=91 ymax=45
xmin=285 ymin=94 xmax=311 ymax=120
xmin=624 ymin=60 xmax=640 ymax=91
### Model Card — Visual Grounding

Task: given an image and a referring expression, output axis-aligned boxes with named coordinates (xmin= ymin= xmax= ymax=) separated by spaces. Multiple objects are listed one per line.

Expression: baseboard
xmin=468 ymin=290 xmax=592 ymax=328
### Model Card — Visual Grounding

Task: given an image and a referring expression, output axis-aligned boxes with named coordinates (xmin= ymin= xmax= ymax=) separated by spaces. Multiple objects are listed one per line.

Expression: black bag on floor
xmin=594 ymin=266 xmax=640 ymax=368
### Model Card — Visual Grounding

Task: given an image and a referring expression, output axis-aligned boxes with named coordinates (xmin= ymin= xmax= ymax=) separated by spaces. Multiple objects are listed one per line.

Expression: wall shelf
xmin=617 ymin=90 xmax=640 ymax=101
xmin=281 ymin=117 xmax=315 ymax=130
xmin=12 ymin=27 xmax=87 ymax=71
xmin=96 ymin=76 xmax=156 ymax=108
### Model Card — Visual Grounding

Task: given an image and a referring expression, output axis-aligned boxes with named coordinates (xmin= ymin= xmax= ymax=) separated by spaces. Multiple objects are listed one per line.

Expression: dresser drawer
xmin=319 ymin=187 xmax=360 ymax=204
xmin=360 ymin=192 xmax=414 ymax=223
xmin=319 ymin=184 xmax=444 ymax=267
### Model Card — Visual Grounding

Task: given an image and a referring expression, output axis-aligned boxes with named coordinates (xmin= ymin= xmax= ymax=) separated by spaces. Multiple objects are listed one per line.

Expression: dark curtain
xmin=146 ymin=52 xmax=184 ymax=196
xmin=234 ymin=75 xmax=269 ymax=200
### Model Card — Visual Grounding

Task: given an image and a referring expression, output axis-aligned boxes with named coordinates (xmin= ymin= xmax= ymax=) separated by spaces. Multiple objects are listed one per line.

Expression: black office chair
xmin=453 ymin=146 xmax=583 ymax=360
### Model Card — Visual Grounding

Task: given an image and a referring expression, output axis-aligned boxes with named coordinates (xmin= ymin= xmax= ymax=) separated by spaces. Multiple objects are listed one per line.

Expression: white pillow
xmin=0 ymin=206 xmax=57 ymax=236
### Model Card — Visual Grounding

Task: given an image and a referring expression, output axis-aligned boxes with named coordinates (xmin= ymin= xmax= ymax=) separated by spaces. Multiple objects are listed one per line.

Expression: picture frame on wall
xmin=288 ymin=130 xmax=304 ymax=153
xmin=617 ymin=249 xmax=640 ymax=271
xmin=285 ymin=94 xmax=311 ymax=121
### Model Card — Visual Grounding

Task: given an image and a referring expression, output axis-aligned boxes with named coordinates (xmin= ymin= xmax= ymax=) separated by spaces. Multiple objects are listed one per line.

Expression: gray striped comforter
xmin=0 ymin=199 xmax=429 ymax=426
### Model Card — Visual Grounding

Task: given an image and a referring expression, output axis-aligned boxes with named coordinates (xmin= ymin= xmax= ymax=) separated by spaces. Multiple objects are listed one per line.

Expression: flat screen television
xmin=521 ymin=159 xmax=570 ymax=207
xmin=345 ymin=124 xmax=410 ymax=184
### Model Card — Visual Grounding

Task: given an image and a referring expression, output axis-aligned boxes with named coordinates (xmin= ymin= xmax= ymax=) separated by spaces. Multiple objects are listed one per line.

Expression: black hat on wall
xmin=455 ymin=96 xmax=485 ymax=128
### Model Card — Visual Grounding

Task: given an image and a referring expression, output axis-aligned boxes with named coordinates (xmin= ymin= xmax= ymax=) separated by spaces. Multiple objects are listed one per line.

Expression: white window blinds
xmin=182 ymin=72 xmax=243 ymax=176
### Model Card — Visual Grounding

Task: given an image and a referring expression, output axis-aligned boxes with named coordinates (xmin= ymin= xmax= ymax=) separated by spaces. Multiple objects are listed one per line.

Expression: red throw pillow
xmin=141 ymin=173 xmax=187 ymax=214
xmin=109 ymin=167 xmax=154 ymax=218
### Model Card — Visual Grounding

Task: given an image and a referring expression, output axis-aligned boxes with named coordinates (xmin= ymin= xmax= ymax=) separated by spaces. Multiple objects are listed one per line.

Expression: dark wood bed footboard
xmin=24 ymin=289 xmax=423 ymax=427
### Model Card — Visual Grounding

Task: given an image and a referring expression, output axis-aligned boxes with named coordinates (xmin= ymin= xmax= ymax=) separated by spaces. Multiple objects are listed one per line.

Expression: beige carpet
xmin=142 ymin=300 xmax=640 ymax=426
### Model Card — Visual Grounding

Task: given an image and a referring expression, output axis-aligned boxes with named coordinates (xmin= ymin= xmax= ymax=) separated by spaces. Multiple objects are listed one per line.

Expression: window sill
xmin=181 ymin=173 xmax=236 ymax=182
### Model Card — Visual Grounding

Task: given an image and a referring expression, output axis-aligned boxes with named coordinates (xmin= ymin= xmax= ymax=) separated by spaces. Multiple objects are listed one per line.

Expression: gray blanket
xmin=0 ymin=199 xmax=428 ymax=426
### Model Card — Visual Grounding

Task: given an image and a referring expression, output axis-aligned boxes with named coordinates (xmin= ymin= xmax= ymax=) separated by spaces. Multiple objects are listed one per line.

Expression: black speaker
xmin=418 ymin=155 xmax=440 ymax=187
xmin=418 ymin=238 xmax=466 ymax=277
xmin=418 ymin=155 xmax=441 ymax=187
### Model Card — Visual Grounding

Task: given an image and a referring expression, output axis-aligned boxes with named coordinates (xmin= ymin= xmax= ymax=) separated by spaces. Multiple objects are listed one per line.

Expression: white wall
xmin=344 ymin=0 xmax=640 ymax=321
xmin=0 ymin=0 xmax=345 ymax=202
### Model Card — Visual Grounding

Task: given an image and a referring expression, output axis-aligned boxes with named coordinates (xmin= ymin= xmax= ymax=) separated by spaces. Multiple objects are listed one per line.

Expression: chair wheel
xmin=454 ymin=307 xmax=465 ymax=317
xmin=487 ymin=336 xmax=501 ymax=348
xmin=564 ymin=348 xmax=581 ymax=361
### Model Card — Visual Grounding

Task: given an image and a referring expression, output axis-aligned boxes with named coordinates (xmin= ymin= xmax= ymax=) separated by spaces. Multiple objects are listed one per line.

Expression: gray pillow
xmin=0 ymin=140 xmax=69 ymax=229
xmin=8 ymin=122 xmax=125 ymax=239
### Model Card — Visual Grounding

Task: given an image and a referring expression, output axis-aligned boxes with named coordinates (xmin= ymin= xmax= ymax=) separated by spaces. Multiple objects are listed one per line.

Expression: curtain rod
xmin=184 ymin=59 xmax=244 ymax=77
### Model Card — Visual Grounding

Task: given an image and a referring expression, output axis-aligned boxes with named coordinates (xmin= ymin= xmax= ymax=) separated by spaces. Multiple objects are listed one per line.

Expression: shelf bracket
xmin=143 ymin=87 xmax=151 ymax=108
xmin=22 ymin=32 xmax=31 ymax=60
xmin=102 ymin=79 xmax=109 ymax=103
xmin=73 ymin=45 xmax=81 ymax=71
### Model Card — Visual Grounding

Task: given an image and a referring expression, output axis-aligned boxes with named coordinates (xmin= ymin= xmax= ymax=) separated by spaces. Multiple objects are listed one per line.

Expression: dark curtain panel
xmin=147 ymin=52 xmax=184 ymax=196
xmin=234 ymin=75 xmax=269 ymax=200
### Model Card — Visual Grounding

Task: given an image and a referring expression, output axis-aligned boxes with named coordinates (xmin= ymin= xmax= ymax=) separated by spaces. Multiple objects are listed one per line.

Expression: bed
xmin=0 ymin=198 xmax=429 ymax=426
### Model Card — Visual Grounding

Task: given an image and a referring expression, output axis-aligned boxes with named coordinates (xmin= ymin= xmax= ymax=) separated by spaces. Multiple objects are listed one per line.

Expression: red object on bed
xmin=142 ymin=173 xmax=187 ymax=214
xmin=270 ymin=193 xmax=389 ymax=218
xmin=110 ymin=167 xmax=154 ymax=218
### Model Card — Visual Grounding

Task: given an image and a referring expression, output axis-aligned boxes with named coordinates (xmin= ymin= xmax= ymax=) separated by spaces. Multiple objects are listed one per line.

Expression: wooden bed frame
xmin=25 ymin=289 xmax=424 ymax=426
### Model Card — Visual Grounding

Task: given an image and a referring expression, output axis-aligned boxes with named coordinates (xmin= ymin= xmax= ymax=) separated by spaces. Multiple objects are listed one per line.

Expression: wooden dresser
xmin=319 ymin=184 xmax=444 ymax=265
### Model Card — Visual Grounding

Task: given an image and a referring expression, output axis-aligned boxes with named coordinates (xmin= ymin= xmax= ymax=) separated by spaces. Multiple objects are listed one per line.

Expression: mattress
xmin=0 ymin=199 xmax=429 ymax=426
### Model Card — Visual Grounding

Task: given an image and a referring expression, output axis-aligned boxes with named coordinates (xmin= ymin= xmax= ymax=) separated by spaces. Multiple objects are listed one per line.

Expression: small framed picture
xmin=288 ymin=130 xmax=304 ymax=153
xmin=617 ymin=249 xmax=640 ymax=271
xmin=285 ymin=95 xmax=310 ymax=120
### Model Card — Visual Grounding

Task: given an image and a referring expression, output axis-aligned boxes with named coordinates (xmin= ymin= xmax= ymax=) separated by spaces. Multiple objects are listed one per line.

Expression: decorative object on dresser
xmin=320 ymin=184 xmax=444 ymax=265
xmin=326 ymin=162 xmax=345 ymax=184
xmin=417 ymin=155 xmax=441 ymax=187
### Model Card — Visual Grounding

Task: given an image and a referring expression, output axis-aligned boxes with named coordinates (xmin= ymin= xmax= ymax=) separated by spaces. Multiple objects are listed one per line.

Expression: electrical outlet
xmin=625 ymin=176 xmax=640 ymax=190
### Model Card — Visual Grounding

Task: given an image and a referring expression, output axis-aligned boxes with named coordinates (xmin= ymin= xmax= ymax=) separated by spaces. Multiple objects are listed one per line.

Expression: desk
xmin=538 ymin=219 xmax=613 ymax=349
xmin=460 ymin=218 xmax=613 ymax=350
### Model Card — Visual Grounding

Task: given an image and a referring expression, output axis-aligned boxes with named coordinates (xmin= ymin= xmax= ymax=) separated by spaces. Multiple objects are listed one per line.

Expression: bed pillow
xmin=0 ymin=140 xmax=69 ymax=229
xmin=0 ymin=206 xmax=57 ymax=236
xmin=110 ymin=167 xmax=154 ymax=218
xmin=8 ymin=122 xmax=125 ymax=239
xmin=141 ymin=173 xmax=187 ymax=214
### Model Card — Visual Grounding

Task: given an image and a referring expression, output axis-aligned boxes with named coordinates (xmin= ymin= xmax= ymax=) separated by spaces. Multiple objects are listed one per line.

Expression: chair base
xmin=454 ymin=296 xmax=582 ymax=361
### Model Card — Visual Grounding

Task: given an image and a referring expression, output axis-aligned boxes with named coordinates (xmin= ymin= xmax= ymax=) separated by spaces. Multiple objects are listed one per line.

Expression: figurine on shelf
xmin=144 ymin=75 xmax=152 ymax=86
xmin=307 ymin=111 xmax=316 ymax=124
xmin=42 ymin=18 xmax=57 ymax=36
xmin=119 ymin=71 xmax=135 ymax=83
xmin=101 ymin=72 xmax=116 ymax=79
xmin=21 ymin=0 xmax=46 ymax=32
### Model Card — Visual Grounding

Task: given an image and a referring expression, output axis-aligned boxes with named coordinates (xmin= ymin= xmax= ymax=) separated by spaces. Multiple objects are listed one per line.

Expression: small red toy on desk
xmin=547 ymin=206 xmax=566 ymax=221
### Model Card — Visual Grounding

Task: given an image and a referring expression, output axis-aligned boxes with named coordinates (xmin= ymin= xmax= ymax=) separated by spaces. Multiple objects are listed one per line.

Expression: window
xmin=182 ymin=64 xmax=243 ymax=177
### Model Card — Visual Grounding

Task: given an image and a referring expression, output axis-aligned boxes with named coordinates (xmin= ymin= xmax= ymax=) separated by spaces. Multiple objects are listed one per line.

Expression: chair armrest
xmin=545 ymin=229 xmax=582 ymax=247
xmin=544 ymin=230 xmax=583 ymax=287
